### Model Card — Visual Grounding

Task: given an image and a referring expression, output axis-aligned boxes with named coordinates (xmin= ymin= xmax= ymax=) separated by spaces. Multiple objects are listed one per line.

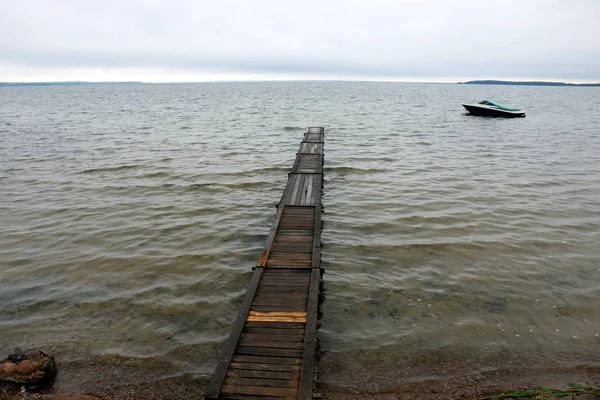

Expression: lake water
xmin=1 ymin=82 xmax=599 ymax=399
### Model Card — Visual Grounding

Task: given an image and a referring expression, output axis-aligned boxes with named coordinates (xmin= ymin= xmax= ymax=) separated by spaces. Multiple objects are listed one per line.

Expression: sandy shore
xmin=2 ymin=349 xmax=600 ymax=400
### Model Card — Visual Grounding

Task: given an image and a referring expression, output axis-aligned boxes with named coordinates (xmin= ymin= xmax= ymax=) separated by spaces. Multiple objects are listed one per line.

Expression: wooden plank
xmin=272 ymin=235 xmax=313 ymax=243
xmin=257 ymin=250 xmax=270 ymax=267
xmin=262 ymin=269 xmax=311 ymax=275
xmin=266 ymin=261 xmax=313 ymax=268
xmin=259 ymin=278 xmax=310 ymax=284
xmin=205 ymin=268 xmax=264 ymax=399
xmin=258 ymin=280 xmax=310 ymax=287
xmin=248 ymin=308 xmax=308 ymax=318
xmin=312 ymin=201 xmax=322 ymax=270
xmin=299 ymin=175 xmax=309 ymax=205
xmin=268 ymin=252 xmax=312 ymax=260
xmin=243 ymin=327 xmax=305 ymax=336
xmin=251 ymin=298 xmax=307 ymax=307
xmin=304 ymin=131 xmax=323 ymax=142
xmin=254 ymin=288 xmax=309 ymax=297
xmin=229 ymin=362 xmax=300 ymax=372
xmin=256 ymin=286 xmax=309 ymax=293
xmin=276 ymin=228 xmax=313 ymax=233
xmin=246 ymin=315 xmax=307 ymax=323
xmin=266 ymin=257 xmax=312 ymax=263
xmin=224 ymin=376 xmax=296 ymax=388
xmin=260 ymin=274 xmax=310 ymax=280
xmin=289 ymin=174 xmax=302 ymax=206
xmin=272 ymin=242 xmax=312 ymax=250
xmin=243 ymin=321 xmax=305 ymax=330
xmin=266 ymin=258 xmax=312 ymax=264
xmin=241 ymin=333 xmax=305 ymax=343
xmin=253 ymin=293 xmax=308 ymax=301
xmin=248 ymin=293 xmax=308 ymax=308
xmin=221 ymin=384 xmax=297 ymax=397
xmin=250 ymin=305 xmax=306 ymax=312
xmin=235 ymin=346 xmax=304 ymax=358
xmin=252 ymin=292 xmax=308 ymax=301
xmin=221 ymin=394 xmax=285 ymax=400
xmin=232 ymin=355 xmax=302 ymax=365
xmin=260 ymin=275 xmax=310 ymax=280
xmin=311 ymin=175 xmax=322 ymax=206
xmin=300 ymin=268 xmax=321 ymax=400
xmin=251 ymin=301 xmax=307 ymax=309
xmin=265 ymin=263 xmax=313 ymax=269
xmin=299 ymin=174 xmax=309 ymax=204
xmin=251 ymin=300 xmax=307 ymax=308
xmin=270 ymin=248 xmax=312 ymax=254
xmin=261 ymin=272 xmax=311 ymax=279
xmin=239 ymin=338 xmax=304 ymax=349
xmin=227 ymin=369 xmax=295 ymax=380
xmin=273 ymin=235 xmax=313 ymax=242
xmin=305 ymin=175 xmax=313 ymax=206
xmin=266 ymin=255 xmax=312 ymax=262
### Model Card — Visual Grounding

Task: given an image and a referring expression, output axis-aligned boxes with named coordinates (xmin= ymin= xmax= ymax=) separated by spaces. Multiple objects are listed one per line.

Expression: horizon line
xmin=2 ymin=78 xmax=599 ymax=85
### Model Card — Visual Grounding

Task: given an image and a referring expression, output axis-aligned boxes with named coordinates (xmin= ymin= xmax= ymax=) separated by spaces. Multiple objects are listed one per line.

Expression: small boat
xmin=462 ymin=99 xmax=526 ymax=118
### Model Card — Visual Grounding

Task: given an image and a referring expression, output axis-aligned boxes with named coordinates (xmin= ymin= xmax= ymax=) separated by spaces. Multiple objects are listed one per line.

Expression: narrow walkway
xmin=206 ymin=127 xmax=325 ymax=400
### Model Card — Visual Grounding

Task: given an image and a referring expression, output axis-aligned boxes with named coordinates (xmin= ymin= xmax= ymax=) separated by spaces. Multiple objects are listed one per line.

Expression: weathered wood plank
xmin=224 ymin=376 xmax=296 ymax=388
xmin=238 ymin=338 xmax=304 ymax=349
xmin=241 ymin=333 xmax=305 ymax=343
xmin=243 ymin=326 xmax=304 ymax=335
xmin=243 ymin=321 xmax=305 ymax=330
xmin=250 ymin=305 xmax=306 ymax=312
xmin=265 ymin=261 xmax=313 ymax=268
xmin=290 ymin=173 xmax=303 ymax=205
xmin=246 ymin=313 xmax=305 ymax=321
xmin=312 ymin=201 xmax=322 ymax=271
xmin=235 ymin=346 xmax=304 ymax=357
xmin=220 ymin=394 xmax=285 ymax=400
xmin=261 ymin=272 xmax=311 ymax=279
xmin=252 ymin=292 xmax=308 ymax=300
xmin=258 ymin=281 xmax=310 ymax=287
xmin=251 ymin=302 xmax=307 ymax=310
xmin=268 ymin=252 xmax=312 ymax=261
xmin=252 ymin=296 xmax=308 ymax=304
xmin=261 ymin=271 xmax=311 ymax=277
xmin=227 ymin=369 xmax=295 ymax=380
xmin=221 ymin=384 xmax=297 ymax=397
xmin=231 ymin=355 xmax=302 ymax=365
xmin=246 ymin=316 xmax=307 ymax=323
xmin=305 ymin=175 xmax=314 ymax=206
xmin=257 ymin=286 xmax=310 ymax=293
xmin=259 ymin=277 xmax=310 ymax=283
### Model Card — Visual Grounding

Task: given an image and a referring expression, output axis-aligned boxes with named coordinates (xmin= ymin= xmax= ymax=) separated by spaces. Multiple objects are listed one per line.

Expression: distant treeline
xmin=0 ymin=81 xmax=143 ymax=87
xmin=459 ymin=80 xmax=600 ymax=87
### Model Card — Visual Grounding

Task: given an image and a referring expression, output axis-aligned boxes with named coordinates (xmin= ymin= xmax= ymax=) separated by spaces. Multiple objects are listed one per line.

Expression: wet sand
xmin=319 ymin=348 xmax=600 ymax=400
xmin=2 ymin=349 xmax=599 ymax=400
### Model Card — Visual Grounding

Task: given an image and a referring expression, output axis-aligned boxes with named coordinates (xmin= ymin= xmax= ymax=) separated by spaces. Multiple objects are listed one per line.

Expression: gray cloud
xmin=1 ymin=0 xmax=599 ymax=81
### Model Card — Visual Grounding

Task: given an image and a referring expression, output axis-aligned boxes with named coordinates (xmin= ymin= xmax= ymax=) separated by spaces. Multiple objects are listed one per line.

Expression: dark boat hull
xmin=462 ymin=104 xmax=526 ymax=118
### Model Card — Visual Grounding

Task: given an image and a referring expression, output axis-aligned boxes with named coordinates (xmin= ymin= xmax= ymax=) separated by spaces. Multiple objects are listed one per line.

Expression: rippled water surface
xmin=1 ymin=82 xmax=600 ymax=398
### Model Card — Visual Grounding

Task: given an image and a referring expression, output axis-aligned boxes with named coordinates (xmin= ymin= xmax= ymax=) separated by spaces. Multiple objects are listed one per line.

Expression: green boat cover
xmin=478 ymin=99 xmax=521 ymax=111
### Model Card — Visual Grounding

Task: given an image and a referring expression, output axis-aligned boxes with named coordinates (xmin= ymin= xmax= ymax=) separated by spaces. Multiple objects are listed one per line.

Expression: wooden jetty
xmin=206 ymin=127 xmax=325 ymax=400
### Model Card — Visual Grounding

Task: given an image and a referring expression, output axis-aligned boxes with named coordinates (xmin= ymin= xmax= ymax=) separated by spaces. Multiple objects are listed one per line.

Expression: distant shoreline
xmin=0 ymin=81 xmax=143 ymax=87
xmin=2 ymin=79 xmax=599 ymax=87
xmin=458 ymin=80 xmax=600 ymax=87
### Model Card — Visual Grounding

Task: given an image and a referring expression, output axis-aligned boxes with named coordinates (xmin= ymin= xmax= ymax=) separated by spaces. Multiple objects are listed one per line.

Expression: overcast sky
xmin=1 ymin=0 xmax=599 ymax=82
